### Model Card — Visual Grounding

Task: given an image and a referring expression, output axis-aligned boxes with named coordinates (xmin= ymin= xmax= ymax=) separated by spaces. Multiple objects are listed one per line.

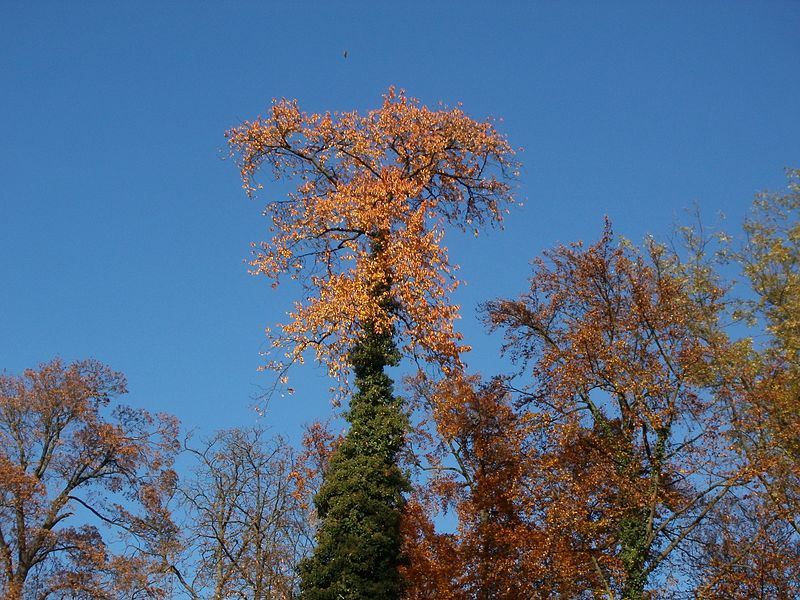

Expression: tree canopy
xmin=0 ymin=359 xmax=180 ymax=600
xmin=226 ymin=88 xmax=518 ymax=387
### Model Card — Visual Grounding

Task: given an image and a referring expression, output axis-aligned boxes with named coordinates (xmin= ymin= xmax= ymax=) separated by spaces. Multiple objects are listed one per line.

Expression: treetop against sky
xmin=226 ymin=88 xmax=519 ymax=391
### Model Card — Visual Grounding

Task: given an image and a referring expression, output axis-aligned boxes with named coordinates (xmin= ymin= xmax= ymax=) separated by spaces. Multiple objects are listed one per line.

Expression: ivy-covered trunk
xmin=614 ymin=423 xmax=669 ymax=600
xmin=618 ymin=508 xmax=649 ymax=600
xmin=596 ymin=414 xmax=652 ymax=600
xmin=299 ymin=323 xmax=410 ymax=599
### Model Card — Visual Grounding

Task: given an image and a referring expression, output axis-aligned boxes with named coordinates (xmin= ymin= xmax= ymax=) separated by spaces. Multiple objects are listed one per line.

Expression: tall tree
xmin=227 ymin=88 xmax=517 ymax=597
xmin=0 ymin=358 xmax=180 ymax=600
xmin=479 ymin=225 xmax=742 ymax=599
xmin=226 ymin=87 xmax=517 ymax=391
xmin=168 ymin=428 xmax=314 ymax=600
xmin=688 ymin=169 xmax=800 ymax=595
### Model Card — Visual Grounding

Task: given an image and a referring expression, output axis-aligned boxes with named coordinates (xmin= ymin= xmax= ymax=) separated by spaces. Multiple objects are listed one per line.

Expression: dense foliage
xmin=401 ymin=171 xmax=800 ymax=599
xmin=299 ymin=325 xmax=409 ymax=599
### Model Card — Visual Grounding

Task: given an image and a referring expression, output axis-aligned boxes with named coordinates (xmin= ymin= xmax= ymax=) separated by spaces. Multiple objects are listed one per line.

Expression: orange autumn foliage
xmin=404 ymin=226 xmax=750 ymax=598
xmin=403 ymin=374 xmax=599 ymax=599
xmin=403 ymin=376 xmax=547 ymax=599
xmin=694 ymin=496 xmax=800 ymax=598
xmin=482 ymin=225 xmax=745 ymax=597
xmin=226 ymin=88 xmax=518 ymax=389
xmin=0 ymin=359 xmax=180 ymax=600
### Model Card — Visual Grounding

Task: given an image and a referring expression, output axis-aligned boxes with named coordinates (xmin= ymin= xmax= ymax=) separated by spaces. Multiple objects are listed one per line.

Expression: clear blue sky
xmin=2 ymin=2 xmax=798 ymax=441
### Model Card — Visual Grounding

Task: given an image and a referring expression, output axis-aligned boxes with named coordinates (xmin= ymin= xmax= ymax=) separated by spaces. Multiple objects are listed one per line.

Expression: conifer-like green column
xmin=299 ymin=322 xmax=410 ymax=599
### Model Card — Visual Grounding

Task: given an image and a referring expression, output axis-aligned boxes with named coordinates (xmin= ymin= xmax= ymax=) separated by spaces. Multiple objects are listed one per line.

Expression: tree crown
xmin=227 ymin=88 xmax=518 ymax=389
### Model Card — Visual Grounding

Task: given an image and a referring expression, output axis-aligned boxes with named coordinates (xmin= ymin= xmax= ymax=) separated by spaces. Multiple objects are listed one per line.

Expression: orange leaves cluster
xmin=403 ymin=375 xmax=541 ymax=599
xmin=485 ymin=223 xmax=716 ymax=434
xmin=695 ymin=497 xmax=800 ymax=598
xmin=227 ymin=88 xmax=518 ymax=386
xmin=403 ymin=374 xmax=605 ymax=598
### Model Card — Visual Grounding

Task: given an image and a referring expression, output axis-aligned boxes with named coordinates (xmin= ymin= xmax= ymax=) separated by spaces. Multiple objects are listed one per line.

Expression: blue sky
xmin=2 ymin=1 xmax=798 ymax=442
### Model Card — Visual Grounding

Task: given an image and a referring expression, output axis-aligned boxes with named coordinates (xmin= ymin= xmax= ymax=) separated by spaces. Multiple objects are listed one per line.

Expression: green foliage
xmin=299 ymin=324 xmax=410 ymax=599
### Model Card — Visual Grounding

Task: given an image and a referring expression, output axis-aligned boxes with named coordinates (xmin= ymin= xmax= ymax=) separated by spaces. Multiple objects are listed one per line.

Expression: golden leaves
xmin=227 ymin=88 xmax=517 ymax=389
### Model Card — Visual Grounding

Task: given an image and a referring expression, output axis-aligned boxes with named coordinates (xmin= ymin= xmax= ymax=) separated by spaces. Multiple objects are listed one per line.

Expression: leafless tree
xmin=168 ymin=427 xmax=314 ymax=600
